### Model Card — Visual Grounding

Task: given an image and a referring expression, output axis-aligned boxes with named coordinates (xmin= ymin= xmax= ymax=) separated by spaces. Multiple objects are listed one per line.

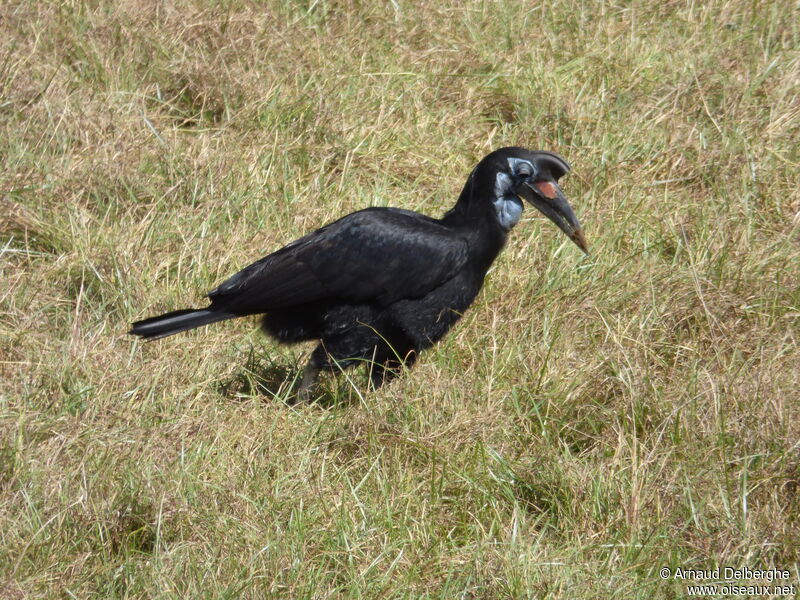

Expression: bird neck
xmin=441 ymin=180 xmax=509 ymax=271
xmin=441 ymin=174 xmax=488 ymax=224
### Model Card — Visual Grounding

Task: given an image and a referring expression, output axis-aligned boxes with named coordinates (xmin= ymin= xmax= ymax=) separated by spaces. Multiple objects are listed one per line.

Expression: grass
xmin=1 ymin=0 xmax=799 ymax=597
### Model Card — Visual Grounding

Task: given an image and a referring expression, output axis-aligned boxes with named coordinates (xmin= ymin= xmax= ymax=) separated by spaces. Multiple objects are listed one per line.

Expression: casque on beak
xmin=517 ymin=179 xmax=588 ymax=254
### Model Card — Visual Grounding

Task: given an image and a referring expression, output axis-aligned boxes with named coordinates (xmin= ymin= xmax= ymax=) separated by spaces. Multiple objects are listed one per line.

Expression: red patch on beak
xmin=534 ymin=181 xmax=559 ymax=199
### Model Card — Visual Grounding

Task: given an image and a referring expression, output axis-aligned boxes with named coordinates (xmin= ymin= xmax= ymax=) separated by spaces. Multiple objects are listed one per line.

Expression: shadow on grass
xmin=216 ymin=347 xmax=359 ymax=408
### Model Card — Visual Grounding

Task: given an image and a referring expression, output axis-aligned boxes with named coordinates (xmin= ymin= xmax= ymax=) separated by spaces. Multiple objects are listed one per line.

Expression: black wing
xmin=207 ymin=207 xmax=469 ymax=314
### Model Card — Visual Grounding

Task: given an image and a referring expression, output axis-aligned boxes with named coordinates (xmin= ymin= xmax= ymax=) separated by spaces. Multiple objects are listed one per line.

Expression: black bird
xmin=130 ymin=147 xmax=587 ymax=399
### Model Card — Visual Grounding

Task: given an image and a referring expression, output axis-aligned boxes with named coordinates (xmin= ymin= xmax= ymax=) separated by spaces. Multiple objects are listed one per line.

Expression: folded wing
xmin=207 ymin=208 xmax=469 ymax=314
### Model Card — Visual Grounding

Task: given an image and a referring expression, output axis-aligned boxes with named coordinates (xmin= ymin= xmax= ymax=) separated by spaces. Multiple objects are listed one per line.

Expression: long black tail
xmin=129 ymin=307 xmax=236 ymax=340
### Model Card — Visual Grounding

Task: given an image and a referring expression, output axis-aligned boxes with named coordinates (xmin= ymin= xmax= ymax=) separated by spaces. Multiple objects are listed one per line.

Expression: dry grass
xmin=1 ymin=0 xmax=799 ymax=597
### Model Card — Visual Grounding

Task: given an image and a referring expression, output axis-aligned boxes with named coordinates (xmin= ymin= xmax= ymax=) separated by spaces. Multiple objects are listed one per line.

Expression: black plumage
xmin=130 ymin=147 xmax=587 ymax=398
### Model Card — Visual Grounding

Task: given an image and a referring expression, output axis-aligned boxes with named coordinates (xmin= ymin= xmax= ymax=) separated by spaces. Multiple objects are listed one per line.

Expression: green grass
xmin=1 ymin=0 xmax=799 ymax=597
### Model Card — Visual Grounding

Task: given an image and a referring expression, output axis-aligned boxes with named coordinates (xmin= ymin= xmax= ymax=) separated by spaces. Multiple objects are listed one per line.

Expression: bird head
xmin=473 ymin=147 xmax=587 ymax=253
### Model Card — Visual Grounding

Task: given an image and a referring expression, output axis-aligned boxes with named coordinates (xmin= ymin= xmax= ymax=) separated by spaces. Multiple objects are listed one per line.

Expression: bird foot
xmin=296 ymin=363 xmax=321 ymax=402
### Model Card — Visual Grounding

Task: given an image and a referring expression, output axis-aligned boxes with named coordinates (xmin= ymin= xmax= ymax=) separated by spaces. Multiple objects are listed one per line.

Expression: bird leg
xmin=369 ymin=363 xmax=393 ymax=389
xmin=296 ymin=360 xmax=321 ymax=402
xmin=369 ymin=351 xmax=417 ymax=390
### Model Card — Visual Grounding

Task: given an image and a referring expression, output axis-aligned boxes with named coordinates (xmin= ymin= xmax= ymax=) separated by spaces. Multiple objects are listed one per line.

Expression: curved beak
xmin=518 ymin=180 xmax=588 ymax=254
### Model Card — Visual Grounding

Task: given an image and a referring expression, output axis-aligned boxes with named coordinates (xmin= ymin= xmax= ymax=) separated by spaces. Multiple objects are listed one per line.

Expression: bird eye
xmin=517 ymin=166 xmax=531 ymax=178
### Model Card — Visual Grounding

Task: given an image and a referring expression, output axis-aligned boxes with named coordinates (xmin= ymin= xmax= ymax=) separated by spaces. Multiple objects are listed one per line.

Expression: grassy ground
xmin=1 ymin=0 xmax=799 ymax=597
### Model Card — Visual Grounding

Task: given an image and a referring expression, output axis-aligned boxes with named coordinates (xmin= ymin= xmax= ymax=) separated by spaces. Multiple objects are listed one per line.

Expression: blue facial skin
xmin=492 ymin=158 xmax=535 ymax=231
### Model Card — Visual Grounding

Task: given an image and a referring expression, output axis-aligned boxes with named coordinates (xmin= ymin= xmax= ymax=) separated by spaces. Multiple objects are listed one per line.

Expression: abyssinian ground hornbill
xmin=130 ymin=147 xmax=587 ymax=399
